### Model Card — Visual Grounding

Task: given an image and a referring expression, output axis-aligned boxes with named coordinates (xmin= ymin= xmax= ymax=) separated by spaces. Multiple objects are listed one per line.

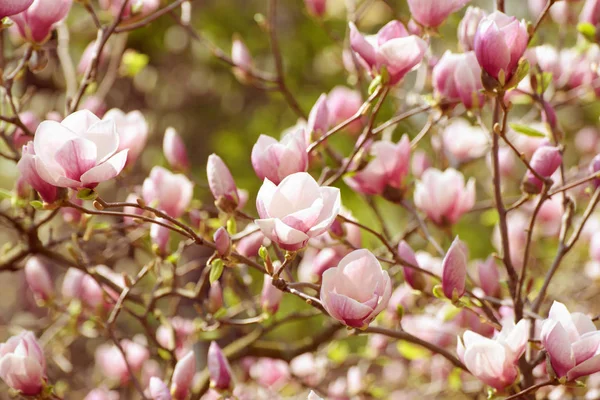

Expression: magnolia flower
xmin=414 ymin=168 xmax=475 ymax=225
xmin=255 ymin=172 xmax=340 ymax=251
xmin=12 ymin=111 xmax=38 ymax=149
xmin=458 ymin=7 xmax=486 ymax=52
xmin=441 ymin=237 xmax=468 ymax=300
xmin=249 ymin=358 xmax=290 ymax=389
xmin=172 ymin=351 xmax=196 ymax=399
xmin=155 ymin=317 xmax=195 ymax=360
xmin=208 ymin=342 xmax=233 ymax=391
xmin=11 ymin=0 xmax=72 ymax=43
xmin=17 ymin=142 xmax=59 ymax=203
xmin=439 ymin=119 xmax=489 ymax=163
xmin=251 ymin=129 xmax=308 ymax=185
xmin=541 ymin=301 xmax=600 ymax=381
xmin=96 ymin=341 xmax=149 ymax=384
xmin=103 ymin=109 xmax=148 ymax=167
xmin=581 ymin=0 xmax=600 ymax=26
xmin=349 ymin=20 xmax=428 ymax=84
xmin=432 ymin=51 xmax=484 ymax=109
xmin=474 ymin=11 xmax=528 ymax=82
xmin=320 ymin=249 xmax=392 ymax=328
xmin=407 ymin=0 xmax=470 ymax=28
xmin=207 ymin=154 xmax=240 ymax=211
xmin=163 ymin=127 xmax=190 ymax=172
xmin=0 ymin=331 xmax=46 ymax=395
xmin=148 ymin=377 xmax=171 ymax=400
xmin=142 ymin=166 xmax=193 ymax=218
xmin=306 ymin=94 xmax=330 ymax=142
xmin=261 ymin=274 xmax=284 ymax=314
xmin=24 ymin=256 xmax=53 ymax=301
xmin=327 ymin=86 xmax=363 ymax=133
xmin=398 ymin=241 xmax=425 ymax=291
xmin=0 ymin=0 xmax=33 ymax=19
xmin=344 ymin=135 xmax=410 ymax=198
xmin=31 ymin=110 xmax=128 ymax=189
xmin=61 ymin=268 xmax=105 ymax=309
xmin=457 ymin=319 xmax=529 ymax=390
xmin=522 ymin=146 xmax=562 ymax=194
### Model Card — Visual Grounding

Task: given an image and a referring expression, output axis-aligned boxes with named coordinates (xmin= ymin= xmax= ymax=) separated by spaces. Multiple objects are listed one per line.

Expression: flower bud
xmin=306 ymin=94 xmax=330 ymax=142
xmin=326 ymin=86 xmax=363 ymax=134
xmin=12 ymin=111 xmax=38 ymax=150
xmin=432 ymin=51 xmax=484 ymax=109
xmin=581 ymin=0 xmax=600 ymax=26
xmin=25 ymin=256 xmax=53 ymax=301
xmin=232 ymin=36 xmax=253 ymax=82
xmin=163 ymin=127 xmax=190 ymax=172
xmin=261 ymin=274 xmax=283 ymax=314
xmin=213 ymin=227 xmax=232 ymax=258
xmin=458 ymin=7 xmax=486 ymax=52
xmin=11 ymin=0 xmax=72 ymax=43
xmin=251 ymin=129 xmax=308 ymax=185
xmin=407 ymin=0 xmax=469 ymax=28
xmin=0 ymin=331 xmax=46 ymax=395
xmin=148 ymin=377 xmax=172 ymax=400
xmin=442 ymin=237 xmax=468 ymax=300
xmin=151 ymin=220 xmax=170 ymax=255
xmin=208 ymin=342 xmax=233 ymax=391
xmin=142 ymin=167 xmax=193 ymax=218
xmin=171 ymin=351 xmax=196 ymax=400
xmin=305 ymin=0 xmax=326 ymax=17
xmin=236 ymin=229 xmax=269 ymax=257
xmin=522 ymin=146 xmax=562 ymax=194
xmin=477 ymin=256 xmax=500 ymax=298
xmin=207 ymin=154 xmax=239 ymax=212
xmin=411 ymin=150 xmax=431 ymax=179
xmin=207 ymin=281 xmax=224 ymax=314
xmin=590 ymin=154 xmax=600 ymax=189
xmin=398 ymin=241 xmax=425 ymax=291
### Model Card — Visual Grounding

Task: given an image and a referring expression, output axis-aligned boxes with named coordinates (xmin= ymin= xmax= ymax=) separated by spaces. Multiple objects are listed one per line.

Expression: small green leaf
xmin=539 ymin=72 xmax=553 ymax=94
xmin=258 ymin=246 xmax=268 ymax=260
xmin=368 ymin=75 xmax=382 ymax=95
xmin=77 ymin=188 xmax=97 ymax=200
xmin=30 ymin=200 xmax=44 ymax=209
xmin=396 ymin=342 xmax=429 ymax=360
xmin=213 ymin=308 xmax=227 ymax=319
xmin=432 ymin=284 xmax=445 ymax=299
xmin=121 ymin=50 xmax=149 ymax=77
xmin=227 ymin=217 xmax=237 ymax=235
xmin=505 ymin=59 xmax=529 ymax=90
xmin=578 ymin=22 xmax=597 ymax=42
xmin=209 ymin=259 xmax=224 ymax=284
xmin=509 ymin=123 xmax=546 ymax=138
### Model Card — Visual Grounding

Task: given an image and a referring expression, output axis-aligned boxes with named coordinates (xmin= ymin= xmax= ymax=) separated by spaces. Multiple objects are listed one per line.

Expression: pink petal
xmin=79 ymin=149 xmax=128 ymax=186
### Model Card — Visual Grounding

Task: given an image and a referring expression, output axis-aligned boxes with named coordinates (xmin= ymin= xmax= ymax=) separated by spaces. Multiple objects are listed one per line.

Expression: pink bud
xmin=148 ymin=377 xmax=172 ymax=400
xmin=207 ymin=154 xmax=239 ymax=211
xmin=236 ymin=229 xmax=269 ymax=257
xmin=261 ymin=274 xmax=283 ymax=314
xmin=104 ymin=109 xmax=149 ymax=168
xmin=171 ymin=351 xmax=196 ymax=400
xmin=25 ymin=256 xmax=53 ymax=301
xmin=11 ymin=0 xmax=72 ymax=43
xmin=232 ymin=36 xmax=253 ymax=81
xmin=432 ymin=51 xmax=484 ymax=109
xmin=441 ymin=237 xmax=467 ymax=300
xmin=17 ymin=142 xmax=59 ymax=204
xmin=151 ymin=220 xmax=170 ymax=255
xmin=411 ymin=150 xmax=431 ymax=179
xmin=523 ymin=146 xmax=562 ymax=194
xmin=305 ymin=0 xmax=326 ymax=17
xmin=207 ymin=281 xmax=224 ymax=314
xmin=458 ymin=7 xmax=486 ymax=52
xmin=477 ymin=256 xmax=501 ymax=297
xmin=306 ymin=94 xmax=330 ymax=142
xmin=251 ymin=129 xmax=308 ymax=185
xmin=326 ymin=86 xmax=363 ymax=134
xmin=581 ymin=0 xmax=600 ymax=26
xmin=474 ymin=11 xmax=528 ymax=82
xmin=576 ymin=127 xmax=600 ymax=154
xmin=208 ymin=342 xmax=233 ymax=391
xmin=0 ymin=0 xmax=33 ymax=19
xmin=0 ymin=331 xmax=46 ymax=395
xmin=590 ymin=154 xmax=600 ymax=189
xmin=407 ymin=0 xmax=470 ymax=28
xmin=12 ymin=111 xmax=39 ymax=149
xmin=142 ymin=166 xmax=194 ymax=218
xmin=213 ymin=227 xmax=232 ymax=258
xmin=398 ymin=241 xmax=425 ymax=291
xmin=163 ymin=127 xmax=190 ymax=172
xmin=542 ymin=101 xmax=558 ymax=131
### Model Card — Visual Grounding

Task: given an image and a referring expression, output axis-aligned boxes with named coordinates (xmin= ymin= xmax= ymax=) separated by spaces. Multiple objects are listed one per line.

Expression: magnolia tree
xmin=4 ymin=0 xmax=600 ymax=399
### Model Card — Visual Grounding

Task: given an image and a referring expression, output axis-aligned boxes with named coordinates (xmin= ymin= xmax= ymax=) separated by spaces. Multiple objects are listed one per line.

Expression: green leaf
xmin=213 ymin=308 xmax=227 ymax=319
xmin=396 ymin=341 xmax=430 ymax=360
xmin=578 ymin=22 xmax=597 ymax=42
xmin=227 ymin=217 xmax=237 ymax=235
xmin=539 ymin=72 xmax=553 ymax=94
xmin=121 ymin=50 xmax=149 ymax=78
xmin=481 ymin=209 xmax=499 ymax=226
xmin=258 ymin=246 xmax=268 ymax=260
xmin=209 ymin=259 xmax=224 ymax=284
xmin=509 ymin=123 xmax=546 ymax=138
xmin=432 ymin=284 xmax=445 ymax=299
xmin=77 ymin=188 xmax=97 ymax=200
xmin=30 ymin=200 xmax=44 ymax=209
xmin=368 ymin=75 xmax=382 ymax=95
xmin=505 ymin=59 xmax=529 ymax=90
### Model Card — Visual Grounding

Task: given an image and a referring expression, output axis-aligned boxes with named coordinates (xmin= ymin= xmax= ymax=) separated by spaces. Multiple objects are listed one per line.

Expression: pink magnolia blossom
xmin=349 ymin=20 xmax=428 ymax=85
xmin=255 ymin=172 xmax=340 ymax=251
xmin=208 ymin=342 xmax=233 ymax=391
xmin=344 ymin=135 xmax=410 ymax=198
xmin=261 ymin=274 xmax=283 ymax=314
xmin=17 ymin=142 xmax=59 ymax=204
xmin=213 ymin=227 xmax=232 ymax=258
xmin=541 ymin=301 xmax=600 ymax=380
xmin=251 ymin=129 xmax=308 ymax=185
xmin=61 ymin=268 xmax=105 ymax=309
xmin=148 ymin=377 xmax=171 ymax=400
xmin=523 ymin=145 xmax=562 ymax=194
xmin=457 ymin=319 xmax=529 ymax=390
xmin=414 ymin=168 xmax=476 ymax=225
xmin=249 ymin=358 xmax=290 ymax=389
xmin=12 ymin=111 xmax=39 ymax=149
xmin=78 ymin=41 xmax=110 ymax=75
xmin=0 ymin=331 xmax=46 ymax=395
xmin=474 ymin=11 xmax=528 ymax=82
xmin=432 ymin=51 xmax=484 ymax=109
xmin=232 ymin=36 xmax=253 ymax=72
xmin=11 ymin=0 xmax=72 ymax=43
xmin=142 ymin=166 xmax=193 ymax=218
xmin=442 ymin=237 xmax=468 ymax=300
xmin=155 ymin=317 xmax=195 ymax=360
xmin=171 ymin=351 xmax=196 ymax=400
xmin=439 ymin=119 xmax=489 ymax=165
xmin=306 ymin=94 xmax=330 ymax=142
xmin=235 ymin=227 xmax=270 ymax=257
xmin=458 ymin=7 xmax=486 ymax=51
xmin=526 ymin=45 xmax=561 ymax=82
xmin=163 ymin=127 xmax=190 ymax=172
xmin=31 ymin=110 xmax=128 ymax=189
xmin=103 ymin=109 xmax=148 ymax=168
xmin=407 ymin=0 xmax=470 ymax=28
xmin=411 ymin=150 xmax=431 ymax=179
xmin=96 ymin=340 xmax=149 ymax=384
xmin=398 ymin=241 xmax=425 ymax=291
xmin=151 ymin=220 xmax=170 ymax=255
xmin=326 ymin=86 xmax=363 ymax=134
xmin=581 ymin=0 xmax=600 ymax=26
xmin=320 ymin=249 xmax=392 ymax=329
xmin=0 ymin=0 xmax=33 ymax=19
xmin=99 ymin=0 xmax=160 ymax=19
xmin=308 ymin=391 xmax=324 ymax=400
xmin=207 ymin=154 xmax=240 ymax=211
xmin=82 ymin=97 xmax=108 ymax=118
xmin=24 ymin=256 xmax=53 ymax=301
xmin=207 ymin=281 xmax=224 ymax=314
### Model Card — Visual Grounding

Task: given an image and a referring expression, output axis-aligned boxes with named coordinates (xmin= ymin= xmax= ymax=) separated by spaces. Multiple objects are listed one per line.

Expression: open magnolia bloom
xmin=32 ymin=110 xmax=128 ymax=189
xmin=255 ymin=172 xmax=341 ymax=251
xmin=541 ymin=301 xmax=600 ymax=381
xmin=457 ymin=319 xmax=529 ymax=390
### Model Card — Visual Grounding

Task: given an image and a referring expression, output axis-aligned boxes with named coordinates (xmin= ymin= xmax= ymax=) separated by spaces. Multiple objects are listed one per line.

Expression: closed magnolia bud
xmin=442 ymin=237 xmax=468 ymax=300
xmin=411 ymin=150 xmax=431 ymax=179
xmin=207 ymin=154 xmax=239 ymax=212
xmin=208 ymin=342 xmax=233 ymax=391
xmin=306 ymin=94 xmax=330 ymax=142
xmin=590 ymin=154 xmax=600 ymax=189
xmin=432 ymin=51 xmax=484 ymax=109
xmin=148 ymin=377 xmax=172 ymax=400
xmin=151 ymin=220 xmax=170 ymax=255
xmin=542 ymin=101 xmax=558 ymax=131
xmin=213 ymin=227 xmax=232 ymax=258
xmin=477 ymin=256 xmax=501 ymax=298
xmin=398 ymin=241 xmax=425 ymax=291
xmin=0 ymin=331 xmax=46 ymax=395
xmin=458 ymin=7 xmax=486 ymax=52
xmin=207 ymin=281 xmax=224 ymax=314
xmin=25 ymin=257 xmax=53 ymax=301
xmin=142 ymin=167 xmax=193 ymax=218
xmin=232 ymin=36 xmax=252 ymax=82
xmin=163 ymin=127 xmax=190 ymax=172
xmin=261 ymin=274 xmax=283 ymax=314
xmin=171 ymin=351 xmax=196 ymax=400
xmin=407 ymin=0 xmax=469 ymax=28
xmin=305 ymin=0 xmax=326 ymax=17
xmin=523 ymin=146 xmax=562 ymax=194
xmin=236 ymin=230 xmax=269 ymax=257
xmin=581 ymin=0 xmax=600 ymax=26
xmin=11 ymin=0 xmax=72 ymax=43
